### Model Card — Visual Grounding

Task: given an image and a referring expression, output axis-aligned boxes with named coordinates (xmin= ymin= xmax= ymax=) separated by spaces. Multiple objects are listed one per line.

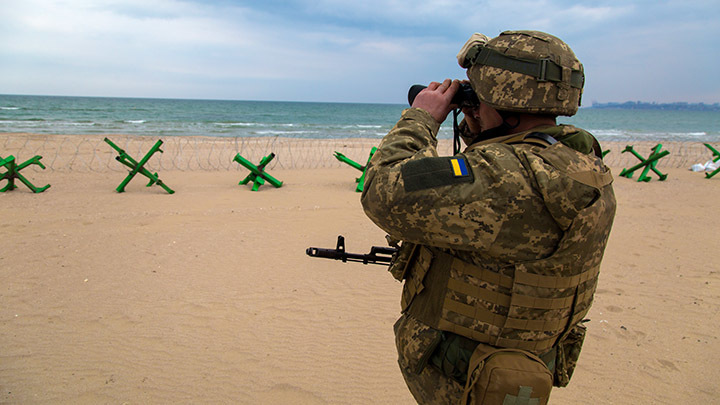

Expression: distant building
xmin=590 ymin=101 xmax=720 ymax=111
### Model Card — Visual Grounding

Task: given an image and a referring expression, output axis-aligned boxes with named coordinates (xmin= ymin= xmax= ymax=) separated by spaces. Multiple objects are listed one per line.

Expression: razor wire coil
xmin=1 ymin=133 xmax=716 ymax=172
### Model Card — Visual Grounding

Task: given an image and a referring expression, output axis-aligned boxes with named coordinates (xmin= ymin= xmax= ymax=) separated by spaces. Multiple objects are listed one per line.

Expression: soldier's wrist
xmin=401 ymin=108 xmax=442 ymax=137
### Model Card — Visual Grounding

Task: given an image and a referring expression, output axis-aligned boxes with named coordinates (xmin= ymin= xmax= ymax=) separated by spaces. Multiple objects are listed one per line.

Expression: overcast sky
xmin=1 ymin=0 xmax=718 ymax=104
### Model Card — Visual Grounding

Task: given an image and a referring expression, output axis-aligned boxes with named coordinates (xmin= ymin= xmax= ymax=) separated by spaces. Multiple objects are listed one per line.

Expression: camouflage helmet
xmin=457 ymin=30 xmax=584 ymax=116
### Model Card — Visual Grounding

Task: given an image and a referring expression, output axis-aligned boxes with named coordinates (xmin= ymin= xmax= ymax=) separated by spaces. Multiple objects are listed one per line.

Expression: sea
xmin=1 ymin=94 xmax=719 ymax=142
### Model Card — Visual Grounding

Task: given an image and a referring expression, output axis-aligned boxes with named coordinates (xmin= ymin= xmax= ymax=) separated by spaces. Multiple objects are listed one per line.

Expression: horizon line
xmin=2 ymin=93 xmax=718 ymax=107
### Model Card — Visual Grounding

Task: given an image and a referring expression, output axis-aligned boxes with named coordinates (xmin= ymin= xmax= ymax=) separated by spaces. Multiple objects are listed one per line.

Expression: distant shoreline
xmin=588 ymin=101 xmax=720 ymax=111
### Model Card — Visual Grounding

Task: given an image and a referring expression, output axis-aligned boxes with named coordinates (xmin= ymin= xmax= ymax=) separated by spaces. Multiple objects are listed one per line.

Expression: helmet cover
xmin=460 ymin=30 xmax=584 ymax=116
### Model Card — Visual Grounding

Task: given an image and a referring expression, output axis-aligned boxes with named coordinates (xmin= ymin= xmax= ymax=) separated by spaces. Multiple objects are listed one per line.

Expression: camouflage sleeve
xmin=362 ymin=116 xmax=565 ymax=257
xmin=367 ymin=107 xmax=441 ymax=166
xmin=360 ymin=107 xmax=443 ymax=240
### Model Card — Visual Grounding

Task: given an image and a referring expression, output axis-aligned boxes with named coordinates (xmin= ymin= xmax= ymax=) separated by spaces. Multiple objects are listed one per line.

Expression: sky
xmin=1 ymin=0 xmax=719 ymax=104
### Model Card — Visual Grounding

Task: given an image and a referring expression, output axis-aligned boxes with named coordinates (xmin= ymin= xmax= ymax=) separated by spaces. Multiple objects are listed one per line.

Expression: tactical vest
xmin=396 ymin=133 xmax=615 ymax=354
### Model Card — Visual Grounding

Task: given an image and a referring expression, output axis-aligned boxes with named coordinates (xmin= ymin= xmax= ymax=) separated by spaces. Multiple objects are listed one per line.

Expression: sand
xmin=2 ymin=135 xmax=720 ymax=404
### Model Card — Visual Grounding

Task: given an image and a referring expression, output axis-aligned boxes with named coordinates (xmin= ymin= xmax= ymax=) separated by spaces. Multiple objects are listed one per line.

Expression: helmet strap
xmin=461 ymin=111 xmax=520 ymax=148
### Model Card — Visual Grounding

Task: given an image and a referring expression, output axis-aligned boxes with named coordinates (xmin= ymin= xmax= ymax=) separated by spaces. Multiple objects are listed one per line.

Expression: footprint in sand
xmin=657 ymin=359 xmax=680 ymax=372
xmin=255 ymin=384 xmax=327 ymax=404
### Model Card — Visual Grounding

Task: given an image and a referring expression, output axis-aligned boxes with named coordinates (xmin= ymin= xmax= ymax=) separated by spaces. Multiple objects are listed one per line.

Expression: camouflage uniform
xmin=361 ymin=107 xmax=616 ymax=403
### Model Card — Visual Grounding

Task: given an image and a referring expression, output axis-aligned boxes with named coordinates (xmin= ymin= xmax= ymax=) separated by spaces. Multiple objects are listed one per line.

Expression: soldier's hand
xmin=411 ymin=79 xmax=459 ymax=124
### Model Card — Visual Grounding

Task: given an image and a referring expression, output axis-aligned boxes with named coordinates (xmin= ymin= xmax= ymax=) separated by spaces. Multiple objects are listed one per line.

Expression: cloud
xmin=1 ymin=0 xmax=718 ymax=102
xmin=1 ymin=0 xmax=457 ymax=101
xmin=573 ymin=2 xmax=720 ymax=103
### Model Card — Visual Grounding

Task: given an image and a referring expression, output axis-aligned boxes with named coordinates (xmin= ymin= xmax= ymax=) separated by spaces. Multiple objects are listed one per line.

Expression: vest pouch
xmin=393 ymin=315 xmax=443 ymax=374
xmin=554 ymin=322 xmax=587 ymax=387
xmin=388 ymin=242 xmax=417 ymax=281
xmin=428 ymin=331 xmax=480 ymax=385
xmin=400 ymin=246 xmax=435 ymax=312
xmin=461 ymin=343 xmax=553 ymax=405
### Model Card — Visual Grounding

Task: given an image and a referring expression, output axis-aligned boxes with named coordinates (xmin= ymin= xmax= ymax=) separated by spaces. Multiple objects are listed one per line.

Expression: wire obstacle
xmin=0 ymin=154 xmax=50 ymax=193
xmin=233 ymin=153 xmax=283 ymax=191
xmin=620 ymin=144 xmax=670 ymax=182
xmin=104 ymin=138 xmax=175 ymax=194
xmin=333 ymin=147 xmax=377 ymax=192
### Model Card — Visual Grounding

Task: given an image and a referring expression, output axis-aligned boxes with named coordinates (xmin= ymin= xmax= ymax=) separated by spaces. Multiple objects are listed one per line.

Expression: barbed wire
xmin=1 ymin=133 xmax=717 ymax=172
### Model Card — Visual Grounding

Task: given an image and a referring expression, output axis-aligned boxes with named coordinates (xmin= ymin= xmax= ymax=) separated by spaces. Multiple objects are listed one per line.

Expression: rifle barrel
xmin=305 ymin=245 xmax=395 ymax=265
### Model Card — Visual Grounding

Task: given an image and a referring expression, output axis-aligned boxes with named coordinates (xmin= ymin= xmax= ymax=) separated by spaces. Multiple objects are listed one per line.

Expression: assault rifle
xmin=306 ymin=235 xmax=396 ymax=265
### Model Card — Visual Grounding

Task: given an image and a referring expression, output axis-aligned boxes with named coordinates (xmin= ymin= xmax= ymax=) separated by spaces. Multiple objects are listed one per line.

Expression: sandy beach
xmin=2 ymin=134 xmax=720 ymax=404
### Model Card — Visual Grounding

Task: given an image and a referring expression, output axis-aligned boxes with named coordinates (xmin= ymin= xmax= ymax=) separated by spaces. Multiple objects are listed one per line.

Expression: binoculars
xmin=407 ymin=82 xmax=479 ymax=108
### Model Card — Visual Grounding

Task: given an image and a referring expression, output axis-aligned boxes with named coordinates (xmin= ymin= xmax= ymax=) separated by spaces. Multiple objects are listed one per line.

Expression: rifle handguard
xmin=306 ymin=235 xmax=396 ymax=265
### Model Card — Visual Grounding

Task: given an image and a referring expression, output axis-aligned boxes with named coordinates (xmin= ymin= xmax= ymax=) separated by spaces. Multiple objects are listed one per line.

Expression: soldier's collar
xmin=465 ymin=124 xmax=558 ymax=150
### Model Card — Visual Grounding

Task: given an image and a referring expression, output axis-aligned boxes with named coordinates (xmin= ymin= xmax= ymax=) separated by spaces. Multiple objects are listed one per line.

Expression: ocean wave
xmin=253 ymin=130 xmax=320 ymax=135
xmin=214 ymin=122 xmax=262 ymax=127
xmin=1 ymin=106 xmax=20 ymax=110
xmin=0 ymin=118 xmax=45 ymax=123
xmin=214 ymin=122 xmax=299 ymax=128
xmin=125 ymin=120 xmax=146 ymax=124
xmin=590 ymin=128 xmax=718 ymax=142
xmin=590 ymin=129 xmax=624 ymax=137
xmin=343 ymin=124 xmax=383 ymax=129
xmin=1 ymin=120 xmax=97 ymax=127
xmin=0 ymin=119 xmax=47 ymax=125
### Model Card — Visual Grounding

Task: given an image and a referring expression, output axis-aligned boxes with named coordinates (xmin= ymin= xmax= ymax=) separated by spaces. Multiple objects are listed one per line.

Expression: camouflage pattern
xmin=465 ymin=30 xmax=584 ymax=116
xmin=361 ymin=107 xmax=616 ymax=399
xmin=554 ymin=323 xmax=587 ymax=387
xmin=361 ymin=108 xmax=612 ymax=259
xmin=394 ymin=314 xmax=465 ymax=404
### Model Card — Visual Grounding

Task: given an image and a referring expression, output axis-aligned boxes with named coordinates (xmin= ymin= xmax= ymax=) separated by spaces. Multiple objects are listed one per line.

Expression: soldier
xmin=361 ymin=31 xmax=616 ymax=404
